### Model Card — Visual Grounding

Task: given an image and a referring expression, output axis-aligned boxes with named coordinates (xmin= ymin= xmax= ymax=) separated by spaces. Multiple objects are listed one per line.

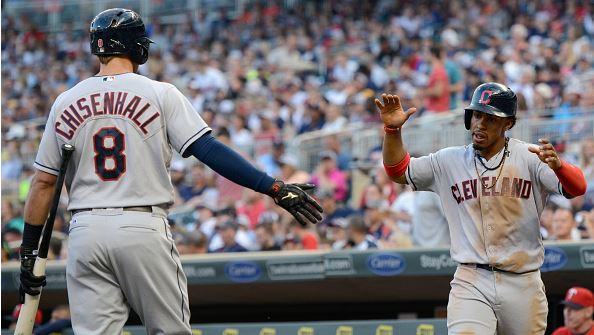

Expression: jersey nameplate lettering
xmin=451 ymin=177 xmax=532 ymax=204
xmin=55 ymin=91 xmax=160 ymax=140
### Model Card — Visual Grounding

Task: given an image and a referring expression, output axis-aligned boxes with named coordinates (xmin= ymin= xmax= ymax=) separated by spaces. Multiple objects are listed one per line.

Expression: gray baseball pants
xmin=67 ymin=207 xmax=191 ymax=335
xmin=447 ymin=263 xmax=547 ymax=335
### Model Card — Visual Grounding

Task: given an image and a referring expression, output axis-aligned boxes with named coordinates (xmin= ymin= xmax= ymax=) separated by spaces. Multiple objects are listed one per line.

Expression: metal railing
xmin=292 ymin=109 xmax=594 ymax=172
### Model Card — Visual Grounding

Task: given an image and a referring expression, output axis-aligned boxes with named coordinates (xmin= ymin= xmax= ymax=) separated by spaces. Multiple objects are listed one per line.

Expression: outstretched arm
xmin=186 ymin=134 xmax=323 ymax=225
xmin=528 ymin=138 xmax=587 ymax=198
xmin=375 ymin=94 xmax=417 ymax=184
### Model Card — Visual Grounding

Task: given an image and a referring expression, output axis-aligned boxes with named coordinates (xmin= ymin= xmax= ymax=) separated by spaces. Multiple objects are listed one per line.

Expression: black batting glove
xmin=19 ymin=247 xmax=46 ymax=303
xmin=267 ymin=180 xmax=324 ymax=226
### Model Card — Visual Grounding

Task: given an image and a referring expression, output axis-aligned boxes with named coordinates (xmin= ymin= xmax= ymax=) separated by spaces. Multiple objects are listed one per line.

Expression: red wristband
xmin=384 ymin=125 xmax=401 ymax=134
xmin=384 ymin=152 xmax=410 ymax=177
xmin=554 ymin=160 xmax=587 ymax=197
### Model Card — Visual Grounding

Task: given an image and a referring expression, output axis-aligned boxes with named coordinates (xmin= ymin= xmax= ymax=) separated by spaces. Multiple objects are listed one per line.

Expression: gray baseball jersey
xmin=34 ymin=73 xmax=211 ymax=210
xmin=405 ymin=138 xmax=562 ymax=273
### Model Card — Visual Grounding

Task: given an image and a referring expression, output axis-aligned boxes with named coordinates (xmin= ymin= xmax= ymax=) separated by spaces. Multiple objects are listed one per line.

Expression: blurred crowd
xmin=2 ymin=0 xmax=594 ymax=261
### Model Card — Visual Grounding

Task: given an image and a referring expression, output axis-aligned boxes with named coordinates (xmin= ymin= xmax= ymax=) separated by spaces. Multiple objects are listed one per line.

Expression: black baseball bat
xmin=15 ymin=144 xmax=75 ymax=335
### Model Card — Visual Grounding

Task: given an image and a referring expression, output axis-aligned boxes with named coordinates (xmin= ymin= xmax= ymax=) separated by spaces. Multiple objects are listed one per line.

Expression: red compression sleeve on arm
xmin=554 ymin=160 xmax=587 ymax=197
xmin=384 ymin=152 xmax=410 ymax=177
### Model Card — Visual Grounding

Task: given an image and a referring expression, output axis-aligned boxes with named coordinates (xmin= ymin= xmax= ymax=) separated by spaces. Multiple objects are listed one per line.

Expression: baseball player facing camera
xmin=20 ymin=8 xmax=322 ymax=335
xmin=377 ymin=83 xmax=587 ymax=334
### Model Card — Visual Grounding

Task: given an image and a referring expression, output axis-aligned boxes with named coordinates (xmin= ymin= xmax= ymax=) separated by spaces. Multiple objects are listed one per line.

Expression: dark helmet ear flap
xmin=465 ymin=110 xmax=472 ymax=130
xmin=129 ymin=37 xmax=153 ymax=64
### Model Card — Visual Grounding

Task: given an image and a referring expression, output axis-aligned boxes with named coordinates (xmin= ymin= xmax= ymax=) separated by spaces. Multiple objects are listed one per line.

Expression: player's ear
xmin=505 ymin=119 xmax=513 ymax=131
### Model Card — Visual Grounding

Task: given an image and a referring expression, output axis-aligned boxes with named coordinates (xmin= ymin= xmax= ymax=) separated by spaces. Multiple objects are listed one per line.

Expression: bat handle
xmin=13 ymin=258 xmax=47 ymax=335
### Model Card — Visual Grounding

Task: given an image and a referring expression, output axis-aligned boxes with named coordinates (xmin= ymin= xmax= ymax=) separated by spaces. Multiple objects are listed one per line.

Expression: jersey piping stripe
xmin=162 ymin=218 xmax=186 ymax=323
xmin=34 ymin=161 xmax=60 ymax=173
xmin=179 ymin=126 xmax=211 ymax=157
xmin=407 ymin=167 xmax=418 ymax=191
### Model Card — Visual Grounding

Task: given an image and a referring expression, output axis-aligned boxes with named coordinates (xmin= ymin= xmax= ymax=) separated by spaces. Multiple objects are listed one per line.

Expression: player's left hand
xmin=267 ymin=181 xmax=323 ymax=226
xmin=19 ymin=250 xmax=46 ymax=303
xmin=528 ymin=138 xmax=562 ymax=170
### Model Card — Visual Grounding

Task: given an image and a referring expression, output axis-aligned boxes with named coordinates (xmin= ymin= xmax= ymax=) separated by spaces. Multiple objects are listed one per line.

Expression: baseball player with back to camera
xmin=19 ymin=8 xmax=323 ymax=335
xmin=376 ymin=83 xmax=587 ymax=334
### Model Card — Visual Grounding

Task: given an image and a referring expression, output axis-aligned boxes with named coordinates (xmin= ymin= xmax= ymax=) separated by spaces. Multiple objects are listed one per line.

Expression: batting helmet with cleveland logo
xmin=464 ymin=82 xmax=517 ymax=130
xmin=89 ymin=8 xmax=154 ymax=64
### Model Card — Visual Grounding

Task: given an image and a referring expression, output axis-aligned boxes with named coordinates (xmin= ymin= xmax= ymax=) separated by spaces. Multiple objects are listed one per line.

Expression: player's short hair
xmin=430 ymin=45 xmax=443 ymax=59
xmin=98 ymin=56 xmax=116 ymax=64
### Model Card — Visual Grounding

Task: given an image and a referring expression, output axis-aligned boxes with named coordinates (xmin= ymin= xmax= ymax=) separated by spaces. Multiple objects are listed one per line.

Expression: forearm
xmin=21 ymin=170 xmax=56 ymax=255
xmin=187 ymin=135 xmax=275 ymax=194
xmin=383 ymin=130 xmax=407 ymax=165
xmin=382 ymin=129 xmax=409 ymax=184
xmin=554 ymin=161 xmax=587 ymax=198
xmin=24 ymin=172 xmax=57 ymax=226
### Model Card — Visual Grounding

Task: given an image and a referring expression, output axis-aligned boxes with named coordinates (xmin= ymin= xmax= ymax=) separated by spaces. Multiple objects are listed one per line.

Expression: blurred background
xmin=1 ymin=0 xmax=594 ymax=333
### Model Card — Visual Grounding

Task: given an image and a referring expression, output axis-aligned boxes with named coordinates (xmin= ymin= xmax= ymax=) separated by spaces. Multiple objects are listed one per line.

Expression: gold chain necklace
xmin=474 ymin=138 xmax=509 ymax=190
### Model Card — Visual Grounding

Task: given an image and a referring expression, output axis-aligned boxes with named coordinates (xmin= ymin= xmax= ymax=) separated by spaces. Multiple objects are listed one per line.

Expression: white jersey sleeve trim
xmin=406 ymin=166 xmax=418 ymax=191
xmin=179 ymin=126 xmax=212 ymax=157
xmin=33 ymin=161 xmax=60 ymax=176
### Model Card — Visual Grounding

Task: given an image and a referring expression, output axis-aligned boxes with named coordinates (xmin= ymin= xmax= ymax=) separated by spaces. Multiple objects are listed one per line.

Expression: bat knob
xmin=62 ymin=144 xmax=75 ymax=152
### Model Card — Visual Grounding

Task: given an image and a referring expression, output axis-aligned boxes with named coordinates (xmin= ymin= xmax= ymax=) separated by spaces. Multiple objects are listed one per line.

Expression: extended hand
xmin=374 ymin=93 xmax=417 ymax=129
xmin=268 ymin=181 xmax=323 ymax=226
xmin=528 ymin=138 xmax=562 ymax=170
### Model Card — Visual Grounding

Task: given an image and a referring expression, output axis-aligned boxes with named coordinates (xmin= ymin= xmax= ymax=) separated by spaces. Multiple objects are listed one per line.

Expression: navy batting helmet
xmin=90 ymin=8 xmax=153 ymax=65
xmin=464 ymin=82 xmax=517 ymax=130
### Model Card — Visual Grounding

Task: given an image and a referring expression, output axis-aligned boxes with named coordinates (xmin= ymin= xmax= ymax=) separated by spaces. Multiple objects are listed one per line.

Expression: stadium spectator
xmin=236 ymin=192 xmax=267 ymax=230
xmin=182 ymin=163 xmax=214 ymax=203
xmin=344 ymin=216 xmax=378 ymax=250
xmin=177 ymin=230 xmax=209 ymax=255
xmin=321 ymin=104 xmax=348 ymax=133
xmin=1 ymin=227 xmax=22 ymax=261
xmin=288 ymin=220 xmax=318 ymax=250
xmin=551 ymin=208 xmax=581 ymax=241
xmin=318 ymin=188 xmax=357 ymax=227
xmin=327 ymin=218 xmax=349 ymax=250
xmin=359 ymin=166 xmax=399 ymax=208
xmin=323 ymin=134 xmax=352 ymax=172
xmin=256 ymin=139 xmax=284 ymax=178
xmin=194 ymin=204 xmax=217 ymax=237
xmin=574 ymin=138 xmax=594 ymax=212
xmin=169 ymin=160 xmax=190 ymax=206
xmin=540 ymin=202 xmax=558 ymax=240
xmin=576 ymin=209 xmax=594 ymax=240
xmin=444 ymin=49 xmax=464 ymax=110
xmin=311 ymin=151 xmax=348 ymax=203
xmin=211 ymin=220 xmax=247 ymax=253
xmin=421 ymin=45 xmax=450 ymax=114
xmin=363 ymin=184 xmax=392 ymax=242
xmin=1 ymin=200 xmax=24 ymax=232
xmin=33 ymin=304 xmax=72 ymax=335
xmin=552 ymin=287 xmax=594 ymax=335
xmin=278 ymin=154 xmax=310 ymax=184
xmin=389 ymin=184 xmax=416 ymax=235
xmin=412 ymin=191 xmax=450 ymax=247
xmin=255 ymin=222 xmax=281 ymax=251
xmin=282 ymin=233 xmax=301 ymax=251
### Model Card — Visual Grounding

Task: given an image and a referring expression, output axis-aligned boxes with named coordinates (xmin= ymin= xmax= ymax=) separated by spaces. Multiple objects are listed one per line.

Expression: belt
xmin=461 ymin=263 xmax=538 ymax=275
xmin=72 ymin=206 xmax=159 ymax=216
